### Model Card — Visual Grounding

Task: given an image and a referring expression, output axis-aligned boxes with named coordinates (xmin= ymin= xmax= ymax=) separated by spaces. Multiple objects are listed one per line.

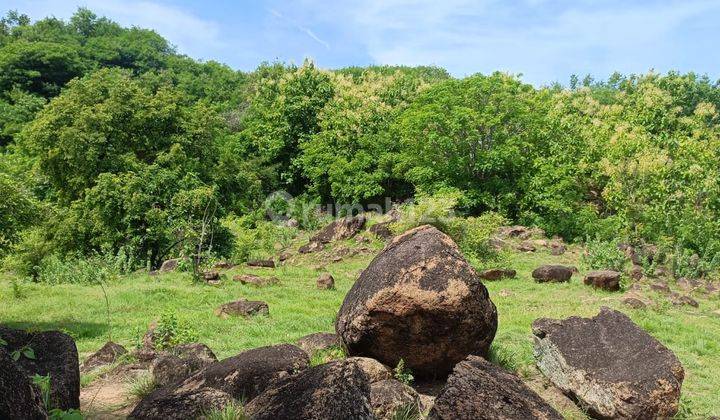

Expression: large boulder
xmin=81 ymin=341 xmax=128 ymax=373
xmin=336 ymin=225 xmax=498 ymax=377
xmin=370 ymin=379 xmax=421 ymax=420
xmin=130 ymin=387 xmax=235 ymax=420
xmin=532 ymin=307 xmax=684 ymax=419
xmin=0 ymin=326 xmax=80 ymax=411
xmin=532 ymin=265 xmax=573 ymax=283
xmin=313 ymin=215 xmax=367 ymax=243
xmin=0 ymin=347 xmax=47 ymax=419
xmin=347 ymin=357 xmax=393 ymax=383
xmin=244 ymin=359 xmax=373 ymax=420
xmin=583 ymin=270 xmax=622 ymax=291
xmin=131 ymin=344 xmax=309 ymax=418
xmin=295 ymin=332 xmax=339 ymax=356
xmin=300 ymin=215 xmax=367 ymax=253
xmin=151 ymin=343 xmax=217 ymax=387
xmin=429 ymin=355 xmax=561 ymax=420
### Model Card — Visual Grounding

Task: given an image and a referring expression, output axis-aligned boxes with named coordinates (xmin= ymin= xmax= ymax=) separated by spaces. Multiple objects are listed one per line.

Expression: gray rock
xmin=532 ymin=307 xmax=684 ymax=419
xmin=347 ymin=357 xmax=393 ymax=383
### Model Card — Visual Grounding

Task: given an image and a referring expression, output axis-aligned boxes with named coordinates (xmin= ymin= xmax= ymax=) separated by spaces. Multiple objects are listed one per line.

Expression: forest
xmin=1 ymin=8 xmax=720 ymax=419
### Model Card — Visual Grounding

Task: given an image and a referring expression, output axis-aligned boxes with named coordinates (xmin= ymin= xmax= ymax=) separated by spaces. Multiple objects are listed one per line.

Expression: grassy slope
xmin=1 ymin=235 xmax=719 ymax=417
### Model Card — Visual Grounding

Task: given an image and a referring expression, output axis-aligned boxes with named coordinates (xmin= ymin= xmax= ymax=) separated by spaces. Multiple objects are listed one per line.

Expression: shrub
xmin=393 ymin=358 xmax=414 ymax=385
xmin=224 ymin=216 xmax=297 ymax=263
xmin=205 ymin=401 xmax=248 ymax=420
xmin=153 ymin=311 xmax=199 ymax=350
xmin=391 ymin=189 xmax=463 ymax=235
xmin=128 ymin=373 xmax=157 ymax=399
xmin=582 ymin=239 xmax=626 ymax=271
xmin=34 ymin=254 xmax=116 ymax=285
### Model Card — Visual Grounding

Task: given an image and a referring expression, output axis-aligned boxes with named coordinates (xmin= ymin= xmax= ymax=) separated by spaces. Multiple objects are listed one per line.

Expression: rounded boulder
xmin=335 ymin=225 xmax=497 ymax=377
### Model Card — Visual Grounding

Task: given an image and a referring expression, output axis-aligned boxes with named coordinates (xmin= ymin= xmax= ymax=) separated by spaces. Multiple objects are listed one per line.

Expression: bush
xmin=224 ymin=216 xmax=297 ymax=263
xmin=391 ymin=189 xmax=463 ymax=235
xmin=153 ymin=311 xmax=199 ymax=350
xmin=34 ymin=254 xmax=118 ymax=285
xmin=582 ymin=239 xmax=626 ymax=271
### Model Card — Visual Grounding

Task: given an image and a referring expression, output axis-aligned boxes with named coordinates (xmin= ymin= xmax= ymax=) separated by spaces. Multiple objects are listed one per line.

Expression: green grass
xmin=1 ymin=237 xmax=719 ymax=417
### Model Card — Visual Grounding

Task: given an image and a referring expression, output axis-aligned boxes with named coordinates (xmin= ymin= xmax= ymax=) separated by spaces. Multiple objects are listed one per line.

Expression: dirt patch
xmin=80 ymin=367 xmax=145 ymax=419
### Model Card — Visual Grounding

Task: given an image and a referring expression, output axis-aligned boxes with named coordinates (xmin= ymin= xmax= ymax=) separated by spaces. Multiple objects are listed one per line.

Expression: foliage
xmin=128 ymin=373 xmax=157 ymax=399
xmin=0 ymin=172 xmax=39 ymax=255
xmin=391 ymin=403 xmax=422 ymax=420
xmin=153 ymin=311 xmax=199 ymax=350
xmin=31 ymin=374 xmax=51 ymax=411
xmin=391 ymin=189 xmax=463 ymax=235
xmin=393 ymin=358 xmax=414 ymax=385
xmin=204 ymin=402 xmax=248 ymax=420
xmin=309 ymin=345 xmax=345 ymax=367
xmin=223 ymin=216 xmax=296 ymax=263
xmin=582 ymin=239 xmax=627 ymax=271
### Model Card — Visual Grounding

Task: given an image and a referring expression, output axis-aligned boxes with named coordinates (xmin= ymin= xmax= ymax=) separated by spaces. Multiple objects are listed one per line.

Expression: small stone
xmin=583 ymin=270 xmax=621 ymax=292
xmin=212 ymin=261 xmax=234 ymax=270
xmin=622 ymin=296 xmax=646 ymax=309
xmin=247 ymin=259 xmax=275 ymax=268
xmin=299 ymin=241 xmax=324 ymax=254
xmin=346 ymin=357 xmax=393 ymax=383
xmin=295 ymin=332 xmax=339 ymax=356
xmin=669 ymin=292 xmax=699 ymax=308
xmin=517 ymin=241 xmax=536 ymax=252
xmin=279 ymin=252 xmax=292 ymax=262
xmin=81 ymin=341 xmax=128 ymax=373
xmin=317 ymin=273 xmax=335 ymax=290
xmin=371 ymin=379 xmax=421 ymax=420
xmin=478 ymin=268 xmax=516 ymax=281
xmin=203 ymin=271 xmax=220 ymax=281
xmin=629 ymin=264 xmax=644 ymax=280
xmin=650 ymin=281 xmax=671 ymax=294
xmin=549 ymin=241 xmax=566 ymax=255
xmin=214 ymin=300 xmax=269 ymax=318
xmin=160 ymin=258 xmax=180 ymax=272
xmin=233 ymin=274 xmax=279 ymax=287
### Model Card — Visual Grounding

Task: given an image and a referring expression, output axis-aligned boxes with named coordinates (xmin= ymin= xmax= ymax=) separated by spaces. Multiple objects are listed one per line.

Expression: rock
xmin=285 ymin=218 xmax=299 ymax=228
xmin=370 ymin=379 xmax=421 ymax=420
xmin=549 ymin=241 xmax=566 ymax=255
xmin=202 ymin=270 xmax=220 ymax=282
xmin=279 ymin=251 xmax=292 ymax=262
xmin=299 ymin=241 xmax=324 ymax=254
xmin=81 ymin=341 xmax=128 ymax=373
xmin=677 ymin=277 xmax=702 ymax=292
xmin=629 ymin=264 xmax=644 ymax=280
xmin=0 ymin=326 xmax=80 ymax=411
xmin=0 ymin=347 xmax=47 ymax=419
xmin=532 ymin=307 xmax=684 ymax=419
xmin=531 ymin=265 xmax=573 ymax=283
xmin=650 ymin=281 xmax=671 ymax=294
xmin=622 ymin=296 xmax=647 ymax=309
xmin=214 ymin=299 xmax=269 ymax=318
xmin=296 ymin=332 xmax=339 ymax=356
xmin=331 ymin=255 xmax=343 ymax=263
xmin=583 ymin=270 xmax=622 ymax=291
xmin=517 ymin=241 xmax=536 ymax=252
xmin=705 ymin=281 xmax=720 ymax=296
xmin=429 ymin=355 xmax=562 ymax=420
xmin=151 ymin=343 xmax=217 ymax=387
xmin=653 ymin=266 xmax=670 ymax=278
xmin=212 ymin=261 xmax=234 ymax=270
xmin=130 ymin=387 xmax=235 ymax=420
xmin=488 ymin=237 xmax=508 ymax=250
xmin=244 ymin=359 xmax=373 ymax=420
xmin=132 ymin=344 xmax=309 ymax=417
xmin=160 ymin=258 xmax=180 ymax=272
xmin=313 ymin=215 xmax=367 ymax=243
xmin=369 ymin=222 xmax=394 ymax=240
xmin=478 ymin=268 xmax=516 ymax=281
xmin=356 ymin=235 xmax=371 ymax=244
xmin=247 ymin=259 xmax=275 ymax=268
xmin=317 ymin=273 xmax=336 ymax=290
xmin=499 ymin=225 xmax=532 ymax=239
xmin=669 ymin=292 xmax=699 ymax=308
xmin=233 ymin=274 xmax=279 ymax=287
xmin=336 ymin=225 xmax=498 ymax=377
xmin=347 ymin=357 xmax=393 ymax=383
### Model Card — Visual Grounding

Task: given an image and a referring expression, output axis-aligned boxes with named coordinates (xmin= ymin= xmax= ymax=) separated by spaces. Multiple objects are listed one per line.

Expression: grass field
xmin=1 ymin=233 xmax=719 ymax=418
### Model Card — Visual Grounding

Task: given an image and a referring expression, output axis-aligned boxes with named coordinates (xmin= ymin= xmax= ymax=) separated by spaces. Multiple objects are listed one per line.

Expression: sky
xmin=3 ymin=0 xmax=720 ymax=86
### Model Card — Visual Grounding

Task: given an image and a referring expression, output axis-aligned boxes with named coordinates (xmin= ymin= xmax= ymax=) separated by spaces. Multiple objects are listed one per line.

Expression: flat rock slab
xmin=583 ymin=270 xmax=621 ymax=291
xmin=246 ymin=259 xmax=275 ymax=268
xmin=532 ymin=265 xmax=573 ymax=283
xmin=233 ymin=274 xmax=279 ymax=287
xmin=214 ymin=299 xmax=269 ymax=318
xmin=429 ymin=355 xmax=561 ymax=420
xmin=532 ymin=307 xmax=684 ymax=419
xmin=478 ymin=268 xmax=516 ymax=281
xmin=335 ymin=225 xmax=497 ymax=377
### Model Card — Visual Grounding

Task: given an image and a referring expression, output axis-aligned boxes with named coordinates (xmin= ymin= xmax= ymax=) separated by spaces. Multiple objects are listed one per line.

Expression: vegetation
xmin=1 ymin=7 xmax=720 ymax=417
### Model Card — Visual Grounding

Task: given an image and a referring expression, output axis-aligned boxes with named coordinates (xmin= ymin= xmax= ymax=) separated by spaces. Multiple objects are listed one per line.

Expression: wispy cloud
xmin=268 ymin=8 xmax=330 ymax=50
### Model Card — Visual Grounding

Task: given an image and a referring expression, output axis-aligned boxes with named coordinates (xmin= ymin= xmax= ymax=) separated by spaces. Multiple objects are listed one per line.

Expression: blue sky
xmin=4 ymin=0 xmax=720 ymax=85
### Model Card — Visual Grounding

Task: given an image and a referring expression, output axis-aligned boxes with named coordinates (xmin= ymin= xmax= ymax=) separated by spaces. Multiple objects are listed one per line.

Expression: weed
xmin=128 ymin=373 xmax=157 ymax=399
xmin=154 ymin=311 xmax=199 ymax=350
xmin=582 ymin=239 xmax=626 ymax=271
xmin=309 ymin=346 xmax=345 ymax=366
xmin=204 ymin=401 xmax=248 ymax=420
xmin=393 ymin=358 xmax=414 ymax=385
xmin=391 ymin=403 xmax=421 ymax=420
